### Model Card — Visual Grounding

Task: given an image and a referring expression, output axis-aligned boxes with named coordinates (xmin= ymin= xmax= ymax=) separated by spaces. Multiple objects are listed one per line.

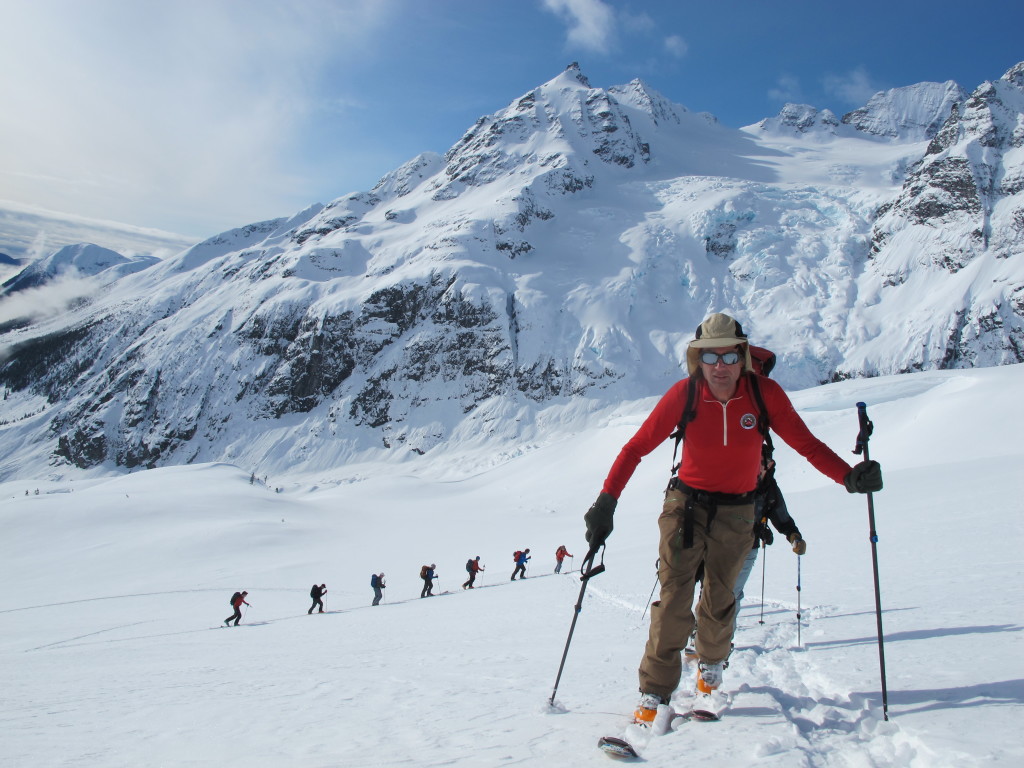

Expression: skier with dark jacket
xmin=462 ymin=556 xmax=484 ymax=589
xmin=689 ymin=451 xmax=806 ymax=652
xmin=308 ymin=583 xmax=327 ymax=614
xmin=735 ymin=454 xmax=805 ymax=625
xmin=582 ymin=312 xmax=882 ymax=726
xmin=224 ymin=590 xmax=250 ymax=626
xmin=420 ymin=564 xmax=437 ymax=598
xmin=371 ymin=573 xmax=386 ymax=606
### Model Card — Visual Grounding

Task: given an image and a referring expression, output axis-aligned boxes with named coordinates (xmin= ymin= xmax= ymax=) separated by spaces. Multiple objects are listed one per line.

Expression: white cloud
xmin=768 ymin=75 xmax=803 ymax=104
xmin=0 ymin=0 xmax=400 ymax=237
xmin=664 ymin=34 xmax=688 ymax=58
xmin=621 ymin=10 xmax=655 ymax=34
xmin=542 ymin=0 xmax=617 ymax=52
xmin=823 ymin=67 xmax=879 ymax=106
xmin=0 ymin=270 xmax=100 ymax=328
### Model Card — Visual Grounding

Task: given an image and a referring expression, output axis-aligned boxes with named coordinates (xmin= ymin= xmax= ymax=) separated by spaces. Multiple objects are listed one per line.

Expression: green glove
xmin=844 ymin=460 xmax=882 ymax=493
xmin=584 ymin=492 xmax=617 ymax=547
xmin=787 ymin=532 xmax=806 ymax=555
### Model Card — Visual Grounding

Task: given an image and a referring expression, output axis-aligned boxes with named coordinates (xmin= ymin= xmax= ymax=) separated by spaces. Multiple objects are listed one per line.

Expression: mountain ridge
xmin=0 ymin=62 xmax=1022 ymax=479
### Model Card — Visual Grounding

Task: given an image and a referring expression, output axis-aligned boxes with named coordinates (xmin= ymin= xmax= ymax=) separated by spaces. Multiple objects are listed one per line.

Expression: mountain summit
xmin=1 ymin=63 xmax=1022 ymax=477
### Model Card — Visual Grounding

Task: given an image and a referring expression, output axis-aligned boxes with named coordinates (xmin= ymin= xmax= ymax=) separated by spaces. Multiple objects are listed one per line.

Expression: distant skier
xmin=371 ymin=573 xmax=386 ymax=606
xmin=420 ymin=564 xmax=437 ymax=597
xmin=511 ymin=548 xmax=531 ymax=580
xmin=554 ymin=545 xmax=573 ymax=573
xmin=224 ymin=590 xmax=250 ymax=626
xmin=734 ymin=452 xmax=805 ymax=630
xmin=308 ymin=583 xmax=327 ymax=614
xmin=687 ymin=451 xmax=807 ymax=657
xmin=462 ymin=556 xmax=484 ymax=589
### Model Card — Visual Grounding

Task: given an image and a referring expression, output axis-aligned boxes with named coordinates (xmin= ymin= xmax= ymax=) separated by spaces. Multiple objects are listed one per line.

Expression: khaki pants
xmin=637 ymin=487 xmax=755 ymax=700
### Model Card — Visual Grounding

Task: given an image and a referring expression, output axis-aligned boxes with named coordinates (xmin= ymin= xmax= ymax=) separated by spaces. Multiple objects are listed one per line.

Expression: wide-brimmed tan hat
xmin=685 ymin=312 xmax=753 ymax=375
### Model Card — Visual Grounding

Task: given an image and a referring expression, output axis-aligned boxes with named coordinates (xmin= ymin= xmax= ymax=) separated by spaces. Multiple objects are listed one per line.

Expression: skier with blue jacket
xmin=511 ymin=548 xmax=531 ymax=580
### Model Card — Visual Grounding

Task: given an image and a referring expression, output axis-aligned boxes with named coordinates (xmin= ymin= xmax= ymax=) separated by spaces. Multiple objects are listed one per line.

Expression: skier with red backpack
xmin=462 ymin=556 xmax=484 ymax=589
xmin=582 ymin=312 xmax=882 ymax=726
xmin=511 ymin=549 xmax=531 ymax=580
xmin=420 ymin=564 xmax=437 ymax=597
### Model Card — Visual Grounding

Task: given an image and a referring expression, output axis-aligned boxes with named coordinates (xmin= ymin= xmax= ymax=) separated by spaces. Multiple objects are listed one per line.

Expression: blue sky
xmin=1 ymin=0 xmax=1021 ymax=243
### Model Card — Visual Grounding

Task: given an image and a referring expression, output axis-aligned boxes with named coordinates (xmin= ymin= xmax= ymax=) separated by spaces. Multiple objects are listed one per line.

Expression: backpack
xmin=513 ymin=550 xmax=522 ymax=562
xmin=420 ymin=565 xmax=429 ymax=579
xmin=230 ymin=591 xmax=241 ymax=606
xmin=466 ymin=559 xmax=474 ymax=573
xmin=669 ymin=344 xmax=776 ymax=474
xmin=310 ymin=585 xmax=318 ymax=598
xmin=371 ymin=574 xmax=379 ymax=588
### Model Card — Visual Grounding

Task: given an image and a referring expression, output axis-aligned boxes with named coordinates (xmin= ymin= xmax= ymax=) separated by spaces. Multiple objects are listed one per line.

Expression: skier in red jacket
xmin=554 ymin=545 xmax=573 ymax=573
xmin=224 ymin=590 xmax=250 ymax=627
xmin=583 ymin=313 xmax=882 ymax=726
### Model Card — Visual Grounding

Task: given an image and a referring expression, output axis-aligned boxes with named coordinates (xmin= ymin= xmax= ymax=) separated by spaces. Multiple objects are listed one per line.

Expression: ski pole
xmin=796 ymin=556 xmax=802 ymax=647
xmin=641 ymin=558 xmax=660 ymax=621
xmin=549 ymin=544 xmax=606 ymax=707
xmin=758 ymin=538 xmax=767 ymax=625
xmin=854 ymin=401 xmax=889 ymax=721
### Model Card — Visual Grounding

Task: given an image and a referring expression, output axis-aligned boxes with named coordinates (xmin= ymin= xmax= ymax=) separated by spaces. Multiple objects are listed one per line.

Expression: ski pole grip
xmin=580 ymin=544 xmax=605 ymax=581
xmin=854 ymin=402 xmax=873 ymax=457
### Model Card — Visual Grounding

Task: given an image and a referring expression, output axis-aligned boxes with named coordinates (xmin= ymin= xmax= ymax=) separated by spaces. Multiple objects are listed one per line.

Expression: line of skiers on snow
xmin=222 ymin=544 xmax=577 ymax=624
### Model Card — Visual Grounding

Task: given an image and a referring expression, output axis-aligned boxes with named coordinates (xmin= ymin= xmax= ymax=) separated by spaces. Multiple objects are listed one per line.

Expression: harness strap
xmin=670 ymin=478 xmax=745 ymax=549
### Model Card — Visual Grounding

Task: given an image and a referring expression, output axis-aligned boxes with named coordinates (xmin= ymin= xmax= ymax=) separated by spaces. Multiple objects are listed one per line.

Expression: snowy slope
xmin=2 ymin=364 xmax=1022 ymax=767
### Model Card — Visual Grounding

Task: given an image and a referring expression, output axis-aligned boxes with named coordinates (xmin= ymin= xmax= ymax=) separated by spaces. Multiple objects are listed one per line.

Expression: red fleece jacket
xmin=602 ymin=376 xmax=852 ymax=498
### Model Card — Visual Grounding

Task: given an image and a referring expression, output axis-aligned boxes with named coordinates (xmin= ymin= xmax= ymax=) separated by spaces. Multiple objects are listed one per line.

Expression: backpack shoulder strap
xmin=747 ymin=373 xmax=774 ymax=458
xmin=668 ymin=377 xmax=699 ymax=475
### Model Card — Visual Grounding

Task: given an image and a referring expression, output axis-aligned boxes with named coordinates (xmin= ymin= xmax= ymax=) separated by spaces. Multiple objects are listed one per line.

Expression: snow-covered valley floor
xmin=2 ymin=365 xmax=1022 ymax=767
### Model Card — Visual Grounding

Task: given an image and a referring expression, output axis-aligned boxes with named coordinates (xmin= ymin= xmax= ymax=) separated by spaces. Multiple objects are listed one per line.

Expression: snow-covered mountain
xmin=1 ymin=242 xmax=159 ymax=295
xmin=0 ymin=62 xmax=1022 ymax=479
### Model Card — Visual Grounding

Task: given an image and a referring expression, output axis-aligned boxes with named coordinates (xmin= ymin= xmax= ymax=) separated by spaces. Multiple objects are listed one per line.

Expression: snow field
xmin=2 ymin=365 xmax=1023 ymax=766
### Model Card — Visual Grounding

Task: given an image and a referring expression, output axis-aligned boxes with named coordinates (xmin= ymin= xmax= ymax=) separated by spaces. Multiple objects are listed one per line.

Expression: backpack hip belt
xmin=666 ymin=476 xmax=755 ymax=506
xmin=667 ymin=477 xmax=754 ymax=549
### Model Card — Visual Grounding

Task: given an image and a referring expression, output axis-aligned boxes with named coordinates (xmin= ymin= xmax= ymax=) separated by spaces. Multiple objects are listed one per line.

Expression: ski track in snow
xmin=577 ymin=586 xmax=943 ymax=768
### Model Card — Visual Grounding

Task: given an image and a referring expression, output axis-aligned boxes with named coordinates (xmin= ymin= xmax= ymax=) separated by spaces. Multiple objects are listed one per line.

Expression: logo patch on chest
xmin=740 ymin=413 xmax=758 ymax=430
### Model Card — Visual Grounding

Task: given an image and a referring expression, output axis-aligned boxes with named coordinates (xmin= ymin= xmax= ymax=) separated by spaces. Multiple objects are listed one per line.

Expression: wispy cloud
xmin=663 ymin=34 xmax=688 ymax=58
xmin=0 ymin=271 xmax=100 ymax=328
xmin=823 ymin=67 xmax=880 ymax=106
xmin=542 ymin=0 xmax=618 ymax=52
xmin=0 ymin=0 xmax=400 ymax=237
xmin=768 ymin=75 xmax=803 ymax=104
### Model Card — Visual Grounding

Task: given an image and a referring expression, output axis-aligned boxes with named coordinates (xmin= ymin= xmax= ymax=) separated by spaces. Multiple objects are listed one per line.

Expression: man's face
xmin=699 ymin=345 xmax=744 ymax=392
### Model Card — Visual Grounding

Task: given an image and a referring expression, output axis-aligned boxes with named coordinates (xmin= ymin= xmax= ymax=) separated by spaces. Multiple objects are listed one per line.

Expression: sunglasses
xmin=699 ymin=350 xmax=742 ymax=366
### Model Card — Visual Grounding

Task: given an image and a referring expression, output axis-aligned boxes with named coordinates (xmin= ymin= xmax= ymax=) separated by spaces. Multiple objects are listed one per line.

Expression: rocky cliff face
xmin=861 ymin=62 xmax=1024 ymax=372
xmin=1 ymin=63 xmax=1022 ymax=477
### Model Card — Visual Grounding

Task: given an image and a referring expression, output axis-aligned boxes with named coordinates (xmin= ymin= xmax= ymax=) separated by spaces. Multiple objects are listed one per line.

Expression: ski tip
xmin=679 ymin=708 xmax=721 ymax=722
xmin=598 ymin=735 xmax=639 ymax=759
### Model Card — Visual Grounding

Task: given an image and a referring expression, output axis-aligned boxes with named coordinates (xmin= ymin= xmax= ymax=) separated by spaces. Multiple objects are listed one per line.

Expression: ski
xmin=597 ymin=698 xmax=720 ymax=759
xmin=677 ymin=708 xmax=721 ymax=722
xmin=597 ymin=736 xmax=638 ymax=759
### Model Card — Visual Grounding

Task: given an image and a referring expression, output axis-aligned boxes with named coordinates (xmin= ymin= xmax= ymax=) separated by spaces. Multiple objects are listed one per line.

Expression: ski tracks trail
xmin=585 ymin=589 xmax=968 ymax=768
